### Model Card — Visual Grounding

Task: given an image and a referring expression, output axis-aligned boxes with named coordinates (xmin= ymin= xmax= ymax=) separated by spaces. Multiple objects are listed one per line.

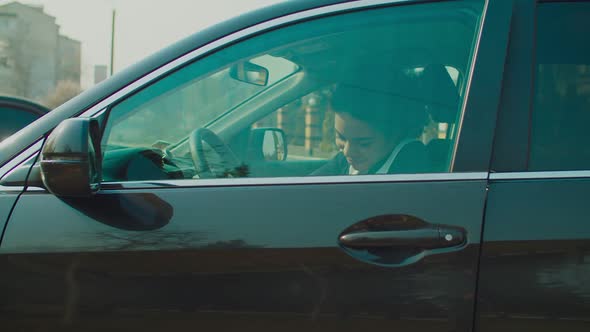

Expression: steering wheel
xmin=188 ymin=128 xmax=242 ymax=178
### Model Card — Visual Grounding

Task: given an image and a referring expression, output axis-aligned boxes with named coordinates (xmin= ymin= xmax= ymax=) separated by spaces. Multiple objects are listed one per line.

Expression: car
xmin=0 ymin=95 xmax=49 ymax=142
xmin=0 ymin=0 xmax=589 ymax=331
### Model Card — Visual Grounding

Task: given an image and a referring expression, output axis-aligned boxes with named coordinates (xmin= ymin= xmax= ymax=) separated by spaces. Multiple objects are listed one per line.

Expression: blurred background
xmin=0 ymin=0 xmax=282 ymax=108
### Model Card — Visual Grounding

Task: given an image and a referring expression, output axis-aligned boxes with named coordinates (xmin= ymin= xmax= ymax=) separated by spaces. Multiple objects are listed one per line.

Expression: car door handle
xmin=339 ymin=227 xmax=464 ymax=249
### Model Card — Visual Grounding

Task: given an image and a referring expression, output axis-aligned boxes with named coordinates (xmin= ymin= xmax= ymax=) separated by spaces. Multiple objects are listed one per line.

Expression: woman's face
xmin=334 ymin=112 xmax=396 ymax=173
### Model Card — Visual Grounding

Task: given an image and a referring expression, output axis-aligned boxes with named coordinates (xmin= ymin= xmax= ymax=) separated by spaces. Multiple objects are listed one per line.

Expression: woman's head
xmin=331 ymin=86 xmax=426 ymax=173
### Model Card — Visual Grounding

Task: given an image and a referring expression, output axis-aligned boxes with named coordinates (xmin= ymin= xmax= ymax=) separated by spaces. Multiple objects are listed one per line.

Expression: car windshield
xmin=103 ymin=54 xmax=298 ymax=151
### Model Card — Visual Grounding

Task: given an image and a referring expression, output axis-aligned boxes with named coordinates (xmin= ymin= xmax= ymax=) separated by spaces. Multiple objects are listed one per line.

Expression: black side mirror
xmin=40 ymin=118 xmax=102 ymax=197
xmin=229 ymin=61 xmax=269 ymax=86
xmin=248 ymin=128 xmax=287 ymax=161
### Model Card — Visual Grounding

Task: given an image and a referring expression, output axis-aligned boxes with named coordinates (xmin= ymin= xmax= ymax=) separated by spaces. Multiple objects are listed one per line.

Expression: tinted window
xmin=530 ymin=2 xmax=590 ymax=171
xmin=0 ymin=107 xmax=39 ymax=141
xmin=102 ymin=1 xmax=484 ymax=182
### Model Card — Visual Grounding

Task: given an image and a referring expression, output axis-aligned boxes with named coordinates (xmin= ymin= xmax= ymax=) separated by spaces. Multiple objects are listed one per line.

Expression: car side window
xmin=0 ymin=107 xmax=40 ymax=142
xmin=101 ymin=0 xmax=484 ymax=182
xmin=529 ymin=2 xmax=590 ymax=171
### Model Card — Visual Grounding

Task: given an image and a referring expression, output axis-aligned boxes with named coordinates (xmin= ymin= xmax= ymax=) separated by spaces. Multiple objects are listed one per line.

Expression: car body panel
xmin=478 ymin=176 xmax=590 ymax=331
xmin=476 ymin=0 xmax=590 ymax=330
xmin=0 ymin=3 xmax=498 ymax=330
xmin=1 ymin=0 xmax=562 ymax=331
xmin=0 ymin=142 xmax=43 ymax=240
xmin=0 ymin=189 xmax=20 ymax=243
xmin=2 ymin=179 xmax=487 ymax=331
xmin=450 ymin=0 xmax=512 ymax=172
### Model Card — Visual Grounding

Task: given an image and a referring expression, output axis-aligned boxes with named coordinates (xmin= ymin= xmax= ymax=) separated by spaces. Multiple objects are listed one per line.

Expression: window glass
xmin=0 ymin=107 xmax=39 ymax=142
xmin=530 ymin=3 xmax=590 ymax=171
xmin=104 ymin=54 xmax=298 ymax=150
xmin=101 ymin=1 xmax=484 ymax=182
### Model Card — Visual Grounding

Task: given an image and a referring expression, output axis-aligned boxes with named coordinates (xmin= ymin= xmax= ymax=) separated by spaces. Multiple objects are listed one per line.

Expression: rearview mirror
xmin=229 ymin=61 xmax=269 ymax=86
xmin=40 ymin=118 xmax=102 ymax=197
xmin=248 ymin=128 xmax=287 ymax=161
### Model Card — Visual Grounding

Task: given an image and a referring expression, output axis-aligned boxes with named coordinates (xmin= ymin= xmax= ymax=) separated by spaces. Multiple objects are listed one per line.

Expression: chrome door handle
xmin=339 ymin=227 xmax=464 ymax=249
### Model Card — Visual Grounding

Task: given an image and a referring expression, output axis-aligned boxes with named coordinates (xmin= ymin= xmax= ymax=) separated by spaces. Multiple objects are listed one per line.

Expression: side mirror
xmin=229 ymin=61 xmax=269 ymax=86
xmin=40 ymin=118 xmax=102 ymax=197
xmin=248 ymin=128 xmax=287 ymax=161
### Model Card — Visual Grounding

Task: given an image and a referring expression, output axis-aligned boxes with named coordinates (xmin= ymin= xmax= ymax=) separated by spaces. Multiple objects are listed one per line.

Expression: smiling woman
xmin=316 ymin=86 xmax=428 ymax=175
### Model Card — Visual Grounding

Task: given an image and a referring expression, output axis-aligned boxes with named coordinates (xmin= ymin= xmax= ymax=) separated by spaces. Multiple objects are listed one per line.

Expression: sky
xmin=1 ymin=0 xmax=283 ymax=88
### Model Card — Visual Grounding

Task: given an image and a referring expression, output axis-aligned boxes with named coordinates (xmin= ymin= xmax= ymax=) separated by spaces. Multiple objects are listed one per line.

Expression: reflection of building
xmin=0 ymin=2 xmax=80 ymax=101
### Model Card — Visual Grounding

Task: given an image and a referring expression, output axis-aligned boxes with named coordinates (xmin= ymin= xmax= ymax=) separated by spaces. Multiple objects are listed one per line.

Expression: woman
xmin=313 ymin=85 xmax=429 ymax=175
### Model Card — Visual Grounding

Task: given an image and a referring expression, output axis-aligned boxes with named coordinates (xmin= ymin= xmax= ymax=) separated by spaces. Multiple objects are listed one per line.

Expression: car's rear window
xmin=529 ymin=2 xmax=590 ymax=171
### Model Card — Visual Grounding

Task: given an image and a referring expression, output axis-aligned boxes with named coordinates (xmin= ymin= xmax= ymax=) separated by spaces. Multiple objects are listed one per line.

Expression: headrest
xmin=419 ymin=64 xmax=461 ymax=123
xmin=426 ymin=138 xmax=452 ymax=172
xmin=332 ymin=64 xmax=460 ymax=124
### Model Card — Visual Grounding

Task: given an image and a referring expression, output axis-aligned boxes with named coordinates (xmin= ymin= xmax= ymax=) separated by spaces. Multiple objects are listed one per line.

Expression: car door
xmin=0 ymin=1 xmax=511 ymax=331
xmin=477 ymin=1 xmax=590 ymax=331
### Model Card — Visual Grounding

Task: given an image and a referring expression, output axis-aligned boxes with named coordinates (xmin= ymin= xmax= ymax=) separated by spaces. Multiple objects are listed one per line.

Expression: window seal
xmin=92 ymin=172 xmax=490 ymax=191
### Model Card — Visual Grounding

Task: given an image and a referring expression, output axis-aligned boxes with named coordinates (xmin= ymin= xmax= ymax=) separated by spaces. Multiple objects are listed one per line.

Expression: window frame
xmin=95 ymin=0 xmax=501 ymax=186
xmin=490 ymin=0 xmax=590 ymax=180
xmin=489 ymin=0 xmax=536 ymax=173
xmin=102 ymin=0 xmax=493 ymax=184
xmin=4 ymin=0 xmax=510 ymax=187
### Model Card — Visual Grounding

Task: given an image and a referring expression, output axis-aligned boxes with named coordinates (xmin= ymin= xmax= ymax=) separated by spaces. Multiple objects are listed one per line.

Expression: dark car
xmin=0 ymin=95 xmax=49 ymax=142
xmin=0 ymin=0 xmax=589 ymax=331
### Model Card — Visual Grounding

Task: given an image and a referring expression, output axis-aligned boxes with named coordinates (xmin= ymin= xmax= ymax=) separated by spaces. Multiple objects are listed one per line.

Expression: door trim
xmin=23 ymin=172 xmax=489 ymax=191
xmin=92 ymin=172 xmax=490 ymax=190
xmin=490 ymin=171 xmax=590 ymax=180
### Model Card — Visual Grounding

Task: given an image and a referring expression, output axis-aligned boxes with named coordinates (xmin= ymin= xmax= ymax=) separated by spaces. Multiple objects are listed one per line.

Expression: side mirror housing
xmin=40 ymin=118 xmax=102 ymax=197
xmin=248 ymin=128 xmax=287 ymax=161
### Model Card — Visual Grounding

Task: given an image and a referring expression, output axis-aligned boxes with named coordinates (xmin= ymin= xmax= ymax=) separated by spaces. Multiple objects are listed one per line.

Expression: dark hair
xmin=330 ymin=85 xmax=427 ymax=139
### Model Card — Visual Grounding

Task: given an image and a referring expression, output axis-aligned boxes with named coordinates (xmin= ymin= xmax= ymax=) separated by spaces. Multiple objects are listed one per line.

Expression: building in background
xmin=57 ymin=35 xmax=81 ymax=84
xmin=94 ymin=64 xmax=107 ymax=84
xmin=0 ymin=2 xmax=80 ymax=103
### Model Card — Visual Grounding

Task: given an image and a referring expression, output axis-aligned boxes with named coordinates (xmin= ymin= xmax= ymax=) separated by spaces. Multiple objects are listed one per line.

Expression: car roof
xmin=0 ymin=95 xmax=49 ymax=116
xmin=0 ymin=0 xmax=382 ymax=165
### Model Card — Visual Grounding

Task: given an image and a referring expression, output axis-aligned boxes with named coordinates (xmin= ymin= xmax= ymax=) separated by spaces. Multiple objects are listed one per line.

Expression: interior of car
xmin=98 ymin=2 xmax=478 ymax=182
